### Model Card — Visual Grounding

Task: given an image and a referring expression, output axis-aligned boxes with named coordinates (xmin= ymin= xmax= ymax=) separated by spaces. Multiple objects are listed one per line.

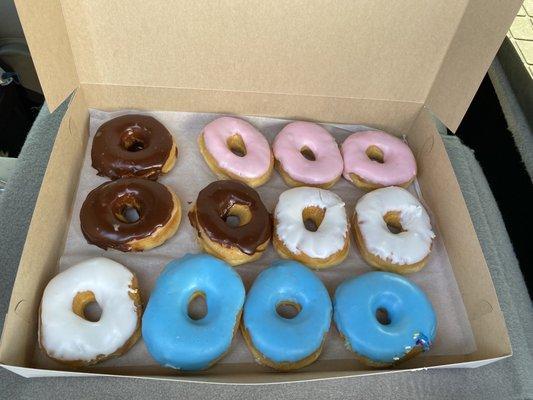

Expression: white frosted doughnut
xmin=354 ymin=187 xmax=435 ymax=265
xmin=39 ymin=258 xmax=141 ymax=364
xmin=274 ymin=187 xmax=348 ymax=259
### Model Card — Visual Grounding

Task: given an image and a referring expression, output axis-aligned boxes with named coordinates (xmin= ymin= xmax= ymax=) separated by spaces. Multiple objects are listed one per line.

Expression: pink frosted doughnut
xmin=341 ymin=130 xmax=417 ymax=190
xmin=273 ymin=122 xmax=343 ymax=188
xmin=200 ymin=117 xmax=273 ymax=187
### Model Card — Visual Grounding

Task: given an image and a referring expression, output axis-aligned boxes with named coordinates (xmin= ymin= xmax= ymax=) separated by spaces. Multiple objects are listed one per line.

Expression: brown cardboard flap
xmin=426 ymin=0 xmax=523 ymax=131
xmin=14 ymin=1 xmax=522 ymax=124
xmin=58 ymin=1 xmax=459 ymax=103
xmin=14 ymin=0 xmax=78 ymax=111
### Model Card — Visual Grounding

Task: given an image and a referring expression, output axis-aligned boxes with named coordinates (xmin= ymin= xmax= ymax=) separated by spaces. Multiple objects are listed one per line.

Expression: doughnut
xmin=341 ymin=130 xmax=416 ymax=190
xmin=273 ymin=187 xmax=349 ymax=268
xmin=352 ymin=186 xmax=435 ymax=274
xmin=39 ymin=258 xmax=142 ymax=366
xmin=273 ymin=121 xmax=343 ymax=188
xmin=142 ymin=254 xmax=245 ymax=370
xmin=241 ymin=260 xmax=332 ymax=371
xmin=80 ymin=178 xmax=181 ymax=252
xmin=198 ymin=117 xmax=273 ymax=187
xmin=188 ymin=180 xmax=272 ymax=266
xmin=91 ymin=114 xmax=177 ymax=180
xmin=334 ymin=271 xmax=437 ymax=367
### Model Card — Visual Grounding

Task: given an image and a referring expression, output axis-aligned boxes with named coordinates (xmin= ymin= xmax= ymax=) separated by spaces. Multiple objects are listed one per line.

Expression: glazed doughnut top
xmin=275 ymin=187 xmax=348 ymax=259
xmin=273 ymin=121 xmax=343 ymax=185
xmin=142 ymin=254 xmax=245 ymax=370
xmin=355 ymin=186 xmax=435 ymax=265
xmin=80 ymin=178 xmax=174 ymax=251
xmin=203 ymin=116 xmax=271 ymax=179
xmin=40 ymin=258 xmax=140 ymax=362
xmin=91 ymin=114 xmax=175 ymax=180
xmin=189 ymin=180 xmax=271 ymax=255
xmin=341 ymin=130 xmax=416 ymax=186
xmin=243 ymin=260 xmax=332 ymax=363
xmin=334 ymin=271 xmax=437 ymax=363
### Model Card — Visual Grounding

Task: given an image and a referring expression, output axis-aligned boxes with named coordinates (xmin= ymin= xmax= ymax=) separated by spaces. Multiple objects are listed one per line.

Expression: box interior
xmin=0 ymin=85 xmax=511 ymax=383
xmin=2 ymin=0 xmax=519 ymax=383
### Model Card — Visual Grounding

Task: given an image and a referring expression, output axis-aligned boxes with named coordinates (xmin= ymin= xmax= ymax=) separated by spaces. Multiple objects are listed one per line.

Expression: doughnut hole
xmin=365 ymin=145 xmax=384 ymax=164
xmin=120 ymin=126 xmax=150 ymax=152
xmin=276 ymin=300 xmax=301 ymax=320
xmin=383 ymin=211 xmax=405 ymax=234
xmin=302 ymin=206 xmax=326 ymax=232
xmin=113 ymin=196 xmax=142 ymax=224
xmin=372 ymin=292 xmax=402 ymax=327
xmin=300 ymin=146 xmax=316 ymax=161
xmin=72 ymin=291 xmax=103 ymax=322
xmin=187 ymin=291 xmax=208 ymax=321
xmin=223 ymin=203 xmax=252 ymax=228
xmin=227 ymin=133 xmax=247 ymax=157
xmin=375 ymin=307 xmax=391 ymax=325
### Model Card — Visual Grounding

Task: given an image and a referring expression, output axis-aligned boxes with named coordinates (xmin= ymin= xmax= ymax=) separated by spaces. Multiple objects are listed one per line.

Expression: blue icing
xmin=333 ymin=271 xmax=437 ymax=363
xmin=142 ymin=253 xmax=245 ymax=371
xmin=243 ymin=260 xmax=332 ymax=363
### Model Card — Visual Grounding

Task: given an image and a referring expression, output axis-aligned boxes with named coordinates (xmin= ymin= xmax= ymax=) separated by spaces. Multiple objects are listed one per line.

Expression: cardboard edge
xmin=433 ymin=354 xmax=512 ymax=369
xmin=1 ymin=355 xmax=511 ymax=383
xmin=426 ymin=0 xmax=523 ymax=131
xmin=0 ymin=90 xmax=88 ymax=365
xmin=14 ymin=0 xmax=79 ymax=111
xmin=0 ymin=363 xmax=401 ymax=383
xmin=408 ymin=109 xmax=512 ymax=360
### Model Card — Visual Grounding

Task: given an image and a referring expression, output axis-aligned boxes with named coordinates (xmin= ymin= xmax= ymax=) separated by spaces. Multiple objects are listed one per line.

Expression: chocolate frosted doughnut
xmin=188 ymin=180 xmax=272 ymax=266
xmin=91 ymin=114 xmax=177 ymax=180
xmin=80 ymin=178 xmax=181 ymax=252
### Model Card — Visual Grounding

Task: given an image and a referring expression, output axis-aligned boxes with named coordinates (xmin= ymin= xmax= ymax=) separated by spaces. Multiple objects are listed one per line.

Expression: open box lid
xmin=15 ymin=0 xmax=521 ymax=131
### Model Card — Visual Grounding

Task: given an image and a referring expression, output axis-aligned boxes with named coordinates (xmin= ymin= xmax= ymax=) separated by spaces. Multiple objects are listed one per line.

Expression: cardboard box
xmin=0 ymin=0 xmax=521 ymax=383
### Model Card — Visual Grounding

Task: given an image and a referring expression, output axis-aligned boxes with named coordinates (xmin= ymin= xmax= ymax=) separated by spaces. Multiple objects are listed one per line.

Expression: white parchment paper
xmin=33 ymin=109 xmax=476 ymax=370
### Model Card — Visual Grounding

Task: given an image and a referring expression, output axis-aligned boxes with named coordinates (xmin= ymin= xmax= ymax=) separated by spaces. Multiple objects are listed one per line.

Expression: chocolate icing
xmin=91 ymin=114 xmax=176 ymax=180
xmin=189 ymin=180 xmax=271 ymax=255
xmin=80 ymin=178 xmax=174 ymax=251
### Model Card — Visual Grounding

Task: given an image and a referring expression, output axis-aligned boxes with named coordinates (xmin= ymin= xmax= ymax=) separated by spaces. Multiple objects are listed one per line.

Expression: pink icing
xmin=273 ymin=122 xmax=343 ymax=184
xmin=341 ymin=130 xmax=417 ymax=186
xmin=203 ymin=117 xmax=272 ymax=179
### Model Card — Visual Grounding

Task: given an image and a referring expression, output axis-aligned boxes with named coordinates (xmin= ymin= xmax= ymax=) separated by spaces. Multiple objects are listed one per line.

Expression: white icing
xmin=355 ymin=187 xmax=435 ymax=265
xmin=40 ymin=258 xmax=139 ymax=362
xmin=274 ymin=187 xmax=348 ymax=259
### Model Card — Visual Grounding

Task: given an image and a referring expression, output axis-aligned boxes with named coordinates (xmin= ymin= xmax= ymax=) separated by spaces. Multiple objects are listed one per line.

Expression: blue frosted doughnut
xmin=242 ymin=260 xmax=332 ymax=370
xmin=334 ymin=271 xmax=437 ymax=365
xmin=142 ymin=253 xmax=245 ymax=371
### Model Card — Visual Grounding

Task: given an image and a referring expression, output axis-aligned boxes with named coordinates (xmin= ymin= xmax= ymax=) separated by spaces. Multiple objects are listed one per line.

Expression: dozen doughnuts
xmin=38 ymin=113 xmax=441 ymax=372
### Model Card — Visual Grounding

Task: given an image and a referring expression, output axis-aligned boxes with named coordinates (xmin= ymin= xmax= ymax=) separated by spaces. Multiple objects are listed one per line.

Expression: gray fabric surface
xmin=0 ymin=105 xmax=532 ymax=399
xmin=488 ymin=58 xmax=533 ymax=180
